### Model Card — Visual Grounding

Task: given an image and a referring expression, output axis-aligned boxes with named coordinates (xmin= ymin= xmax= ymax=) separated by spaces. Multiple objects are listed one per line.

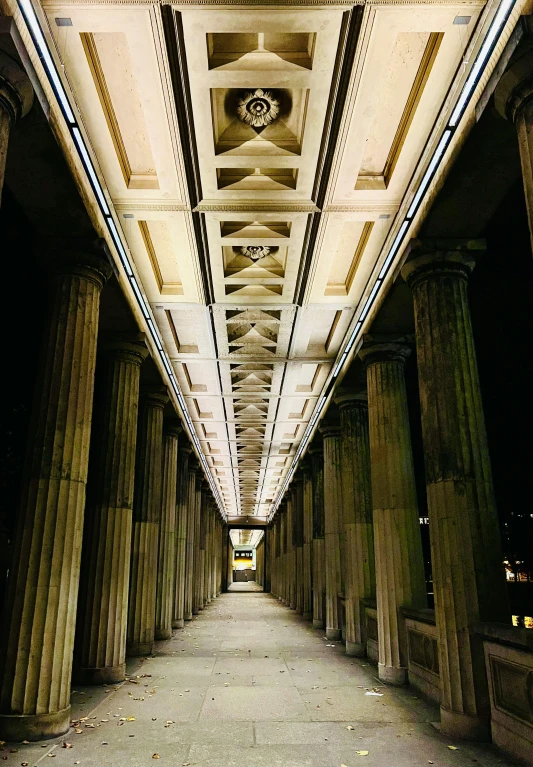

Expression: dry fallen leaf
xmin=21 ymin=762 xmax=29 ymax=766
xmin=62 ymin=742 xmax=73 ymax=748
xmin=347 ymin=725 xmax=355 ymax=730
xmin=448 ymin=746 xmax=458 ymax=751
xmin=152 ymin=754 xmax=161 ymax=760
xmin=356 ymin=751 xmax=369 ymax=756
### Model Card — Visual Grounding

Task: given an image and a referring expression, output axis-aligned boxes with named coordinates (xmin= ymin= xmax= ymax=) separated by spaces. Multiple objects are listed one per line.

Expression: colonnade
xmin=269 ymin=240 xmax=511 ymax=742
xmin=0 ymin=61 xmax=224 ymax=735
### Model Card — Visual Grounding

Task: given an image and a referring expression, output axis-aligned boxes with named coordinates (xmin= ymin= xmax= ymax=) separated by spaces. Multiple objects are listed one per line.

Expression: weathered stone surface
xmin=75 ymin=333 xmax=148 ymax=685
xmin=403 ymin=241 xmax=511 ymax=740
xmin=0 ymin=50 xmax=33 ymax=204
xmin=301 ymin=460 xmax=313 ymax=620
xmin=185 ymin=461 xmax=199 ymax=620
xmin=127 ymin=387 xmax=168 ymax=657
xmin=359 ymin=339 xmax=427 ymax=685
xmin=0 ymin=247 xmax=111 ymax=740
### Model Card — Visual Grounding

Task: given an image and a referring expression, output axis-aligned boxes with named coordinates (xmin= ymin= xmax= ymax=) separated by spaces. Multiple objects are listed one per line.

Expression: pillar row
xmin=0 ymin=247 xmax=112 ymax=741
xmin=172 ymin=444 xmax=191 ymax=629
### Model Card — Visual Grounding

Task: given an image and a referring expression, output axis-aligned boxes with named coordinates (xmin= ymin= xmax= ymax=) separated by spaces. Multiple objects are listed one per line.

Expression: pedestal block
xmin=360 ymin=340 xmax=427 ymax=685
xmin=155 ymin=423 xmax=180 ymax=640
xmin=403 ymin=241 xmax=511 ymax=739
xmin=319 ymin=421 xmax=343 ymax=641
xmin=335 ymin=390 xmax=375 ymax=657
xmin=127 ymin=387 xmax=168 ymax=656
xmin=75 ymin=334 xmax=148 ymax=685
xmin=0 ymin=247 xmax=111 ymax=740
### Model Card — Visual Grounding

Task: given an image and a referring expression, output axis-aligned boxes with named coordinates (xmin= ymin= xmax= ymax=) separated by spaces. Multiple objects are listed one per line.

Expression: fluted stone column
xmin=197 ymin=487 xmax=207 ymax=610
xmin=301 ymin=461 xmax=313 ymax=620
xmin=184 ymin=460 xmax=198 ymax=619
xmin=495 ymin=46 xmax=533 ymax=249
xmin=75 ymin=334 xmax=148 ymax=685
xmin=403 ymin=241 xmax=511 ymax=740
xmin=192 ymin=476 xmax=203 ymax=615
xmin=309 ymin=441 xmax=326 ymax=629
xmin=319 ymin=420 xmax=344 ymax=640
xmin=271 ymin=520 xmax=279 ymax=597
xmin=279 ymin=503 xmax=288 ymax=604
xmin=359 ymin=339 xmax=427 ymax=685
xmin=0 ymin=51 xmax=33 ymax=204
xmin=335 ymin=388 xmax=375 ymax=657
xmin=293 ymin=477 xmax=304 ymax=615
xmin=203 ymin=500 xmax=212 ymax=606
xmin=173 ymin=444 xmax=191 ymax=629
xmin=155 ymin=422 xmax=180 ymax=640
xmin=0 ymin=247 xmax=112 ymax=741
xmin=127 ymin=387 xmax=168 ymax=656
xmin=286 ymin=492 xmax=296 ymax=609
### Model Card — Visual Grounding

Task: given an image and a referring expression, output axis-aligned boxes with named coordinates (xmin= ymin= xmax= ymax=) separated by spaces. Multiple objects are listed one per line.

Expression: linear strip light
xmin=269 ymin=0 xmax=516 ymax=521
xmin=16 ymin=0 xmax=226 ymax=519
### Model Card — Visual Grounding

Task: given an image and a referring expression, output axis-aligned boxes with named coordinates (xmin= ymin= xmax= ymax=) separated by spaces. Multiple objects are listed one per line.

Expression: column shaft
xmin=184 ymin=464 xmax=197 ymax=620
xmin=360 ymin=341 xmax=427 ymax=685
xmin=319 ymin=424 xmax=343 ymax=640
xmin=192 ymin=478 xmax=203 ymax=615
xmin=0 ymin=250 xmax=111 ymax=740
xmin=127 ymin=388 xmax=168 ymax=656
xmin=75 ymin=335 xmax=147 ymax=685
xmin=0 ymin=51 xmax=33 ymax=203
xmin=403 ymin=243 xmax=510 ymax=739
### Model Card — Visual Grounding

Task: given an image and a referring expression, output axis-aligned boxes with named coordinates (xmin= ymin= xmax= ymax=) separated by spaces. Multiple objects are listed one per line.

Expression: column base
xmin=346 ymin=641 xmax=366 ymax=657
xmin=378 ymin=663 xmax=407 ymax=686
xmin=184 ymin=614 xmax=193 ymax=621
xmin=313 ymin=618 xmax=325 ymax=629
xmin=326 ymin=628 xmax=342 ymax=640
xmin=127 ymin=641 xmax=154 ymax=657
xmin=155 ymin=628 xmax=172 ymax=641
xmin=0 ymin=706 xmax=70 ymax=742
xmin=172 ymin=619 xmax=185 ymax=629
xmin=74 ymin=663 xmax=125 ymax=685
xmin=440 ymin=706 xmax=491 ymax=742
xmin=303 ymin=612 xmax=313 ymax=621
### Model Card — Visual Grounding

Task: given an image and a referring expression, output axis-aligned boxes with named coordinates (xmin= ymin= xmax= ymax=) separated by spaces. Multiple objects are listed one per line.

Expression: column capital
xmin=49 ymin=239 xmax=114 ymax=289
xmin=140 ymin=386 xmax=169 ymax=410
xmin=494 ymin=44 xmax=533 ymax=124
xmin=401 ymin=238 xmax=484 ymax=289
xmin=99 ymin=333 xmax=149 ymax=367
xmin=333 ymin=385 xmax=368 ymax=410
xmin=180 ymin=442 xmax=194 ymax=456
xmin=163 ymin=419 xmax=182 ymax=440
xmin=358 ymin=335 xmax=412 ymax=367
xmin=308 ymin=438 xmax=323 ymax=456
xmin=0 ymin=50 xmax=33 ymax=123
xmin=300 ymin=456 xmax=312 ymax=473
xmin=318 ymin=414 xmax=340 ymax=439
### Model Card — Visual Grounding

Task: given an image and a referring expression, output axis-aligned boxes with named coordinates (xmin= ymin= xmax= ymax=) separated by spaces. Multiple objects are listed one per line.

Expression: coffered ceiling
xmin=38 ymin=0 xmax=486 ymax=522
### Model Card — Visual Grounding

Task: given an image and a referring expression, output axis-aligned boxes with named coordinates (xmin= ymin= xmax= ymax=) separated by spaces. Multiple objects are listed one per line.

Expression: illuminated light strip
xmin=16 ymin=0 xmax=226 ymax=519
xmin=270 ymin=0 xmax=517 ymax=521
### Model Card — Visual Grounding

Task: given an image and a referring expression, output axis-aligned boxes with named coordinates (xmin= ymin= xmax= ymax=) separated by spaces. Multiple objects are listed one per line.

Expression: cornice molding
xmin=115 ymin=202 xmax=189 ymax=212
xmin=43 ymin=0 xmax=484 ymax=6
xmin=195 ymin=202 xmax=318 ymax=213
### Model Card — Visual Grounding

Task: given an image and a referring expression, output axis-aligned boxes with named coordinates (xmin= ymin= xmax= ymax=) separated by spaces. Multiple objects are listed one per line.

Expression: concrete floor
xmin=2 ymin=589 xmax=519 ymax=767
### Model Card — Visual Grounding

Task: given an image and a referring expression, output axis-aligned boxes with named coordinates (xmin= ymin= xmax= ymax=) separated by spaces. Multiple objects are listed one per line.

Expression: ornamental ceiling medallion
xmin=237 ymin=89 xmax=280 ymax=128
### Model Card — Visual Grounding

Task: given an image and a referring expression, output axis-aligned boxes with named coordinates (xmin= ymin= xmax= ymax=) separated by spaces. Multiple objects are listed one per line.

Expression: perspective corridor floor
xmin=4 ymin=590 xmax=518 ymax=767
